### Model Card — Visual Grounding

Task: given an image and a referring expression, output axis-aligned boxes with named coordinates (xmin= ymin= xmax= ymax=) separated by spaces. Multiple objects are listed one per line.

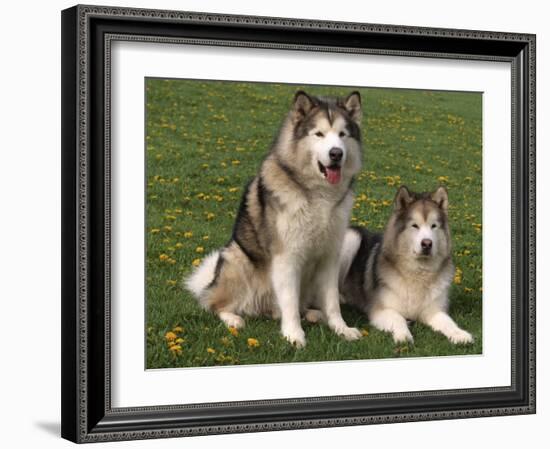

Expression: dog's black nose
xmin=329 ymin=147 xmax=343 ymax=162
xmin=421 ymin=239 xmax=432 ymax=252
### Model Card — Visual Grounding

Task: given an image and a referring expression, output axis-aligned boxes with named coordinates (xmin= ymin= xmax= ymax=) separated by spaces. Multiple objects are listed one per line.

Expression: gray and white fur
xmin=185 ymin=90 xmax=364 ymax=347
xmin=339 ymin=186 xmax=473 ymax=344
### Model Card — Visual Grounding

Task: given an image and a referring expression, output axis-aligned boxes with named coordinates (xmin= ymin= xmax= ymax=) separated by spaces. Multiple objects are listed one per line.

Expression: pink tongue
xmin=326 ymin=167 xmax=341 ymax=185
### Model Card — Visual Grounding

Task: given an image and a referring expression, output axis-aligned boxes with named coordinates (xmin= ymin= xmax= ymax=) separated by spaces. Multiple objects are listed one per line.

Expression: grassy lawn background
xmin=145 ymin=79 xmax=482 ymax=369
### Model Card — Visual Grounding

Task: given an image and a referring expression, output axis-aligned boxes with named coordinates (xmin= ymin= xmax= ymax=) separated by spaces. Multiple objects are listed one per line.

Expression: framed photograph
xmin=61 ymin=4 xmax=536 ymax=443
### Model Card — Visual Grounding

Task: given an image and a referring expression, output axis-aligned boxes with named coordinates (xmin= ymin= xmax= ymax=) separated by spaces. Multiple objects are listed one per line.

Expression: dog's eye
xmin=339 ymin=131 xmax=346 ymax=137
xmin=431 ymin=224 xmax=437 ymax=229
xmin=315 ymin=131 xmax=324 ymax=137
xmin=412 ymin=224 xmax=419 ymax=229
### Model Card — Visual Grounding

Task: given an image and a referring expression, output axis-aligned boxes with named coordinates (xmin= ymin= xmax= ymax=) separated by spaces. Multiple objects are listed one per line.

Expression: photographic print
xmin=145 ymin=79 xmax=483 ymax=369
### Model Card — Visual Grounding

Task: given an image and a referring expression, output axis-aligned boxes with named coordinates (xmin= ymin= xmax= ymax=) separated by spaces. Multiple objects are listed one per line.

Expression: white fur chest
xmin=276 ymin=191 xmax=351 ymax=259
xmin=379 ymin=267 xmax=449 ymax=320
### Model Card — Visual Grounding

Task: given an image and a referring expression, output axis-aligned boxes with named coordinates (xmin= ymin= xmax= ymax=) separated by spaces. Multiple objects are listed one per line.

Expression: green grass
xmin=145 ymin=78 xmax=482 ymax=369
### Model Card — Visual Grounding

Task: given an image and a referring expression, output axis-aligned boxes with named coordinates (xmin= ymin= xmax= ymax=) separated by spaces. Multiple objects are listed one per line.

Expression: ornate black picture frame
xmin=61 ymin=4 xmax=536 ymax=443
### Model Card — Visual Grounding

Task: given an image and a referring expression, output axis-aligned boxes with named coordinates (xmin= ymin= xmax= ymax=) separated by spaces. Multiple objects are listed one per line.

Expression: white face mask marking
xmin=309 ymin=116 xmax=349 ymax=185
xmin=313 ymin=131 xmax=346 ymax=167
xmin=409 ymin=210 xmax=441 ymax=256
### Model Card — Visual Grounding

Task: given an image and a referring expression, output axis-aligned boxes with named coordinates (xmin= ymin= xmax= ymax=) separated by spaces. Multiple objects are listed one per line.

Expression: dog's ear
xmin=292 ymin=91 xmax=316 ymax=121
xmin=343 ymin=91 xmax=362 ymax=124
xmin=394 ymin=185 xmax=414 ymax=211
xmin=431 ymin=186 xmax=449 ymax=212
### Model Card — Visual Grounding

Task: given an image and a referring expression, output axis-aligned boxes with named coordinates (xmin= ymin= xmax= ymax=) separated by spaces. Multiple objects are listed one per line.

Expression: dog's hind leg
xmin=304 ymin=309 xmax=323 ymax=323
xmin=218 ymin=311 xmax=245 ymax=329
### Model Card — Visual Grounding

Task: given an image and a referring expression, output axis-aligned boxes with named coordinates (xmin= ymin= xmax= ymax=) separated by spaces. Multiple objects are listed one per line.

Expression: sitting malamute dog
xmin=339 ymin=186 xmax=473 ymax=344
xmin=185 ymin=90 xmax=364 ymax=347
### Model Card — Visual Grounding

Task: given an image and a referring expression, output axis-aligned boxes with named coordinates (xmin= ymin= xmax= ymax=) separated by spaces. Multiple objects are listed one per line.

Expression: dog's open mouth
xmin=318 ymin=161 xmax=341 ymax=185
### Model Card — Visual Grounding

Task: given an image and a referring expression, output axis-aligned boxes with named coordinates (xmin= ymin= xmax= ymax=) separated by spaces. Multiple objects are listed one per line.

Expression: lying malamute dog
xmin=339 ymin=186 xmax=473 ymax=344
xmin=185 ymin=90 xmax=364 ymax=347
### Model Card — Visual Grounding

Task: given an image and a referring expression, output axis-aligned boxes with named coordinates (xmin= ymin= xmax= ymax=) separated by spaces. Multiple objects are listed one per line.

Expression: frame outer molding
xmin=61 ymin=4 xmax=536 ymax=443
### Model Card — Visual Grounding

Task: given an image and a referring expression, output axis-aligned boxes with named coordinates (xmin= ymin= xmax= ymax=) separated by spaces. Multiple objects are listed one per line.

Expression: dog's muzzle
xmin=421 ymin=238 xmax=432 ymax=255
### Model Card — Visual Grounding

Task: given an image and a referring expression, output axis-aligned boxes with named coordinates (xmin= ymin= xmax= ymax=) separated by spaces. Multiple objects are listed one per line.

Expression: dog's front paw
xmin=282 ymin=326 xmax=306 ymax=348
xmin=448 ymin=329 xmax=473 ymax=344
xmin=393 ymin=329 xmax=414 ymax=344
xmin=336 ymin=326 xmax=363 ymax=341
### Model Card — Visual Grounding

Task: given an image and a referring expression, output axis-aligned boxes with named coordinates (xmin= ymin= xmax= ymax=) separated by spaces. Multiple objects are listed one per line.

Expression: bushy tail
xmin=183 ymin=250 xmax=220 ymax=307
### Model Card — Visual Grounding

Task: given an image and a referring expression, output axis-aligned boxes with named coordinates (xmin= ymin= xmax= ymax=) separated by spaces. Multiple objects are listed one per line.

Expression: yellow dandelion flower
xmin=232 ymin=160 xmax=241 ymax=165
xmin=150 ymin=228 xmax=160 ymax=234
xmin=166 ymin=280 xmax=177 ymax=286
xmin=220 ymin=336 xmax=231 ymax=346
xmin=175 ymin=242 xmax=184 ymax=249
xmin=206 ymin=212 xmax=215 ymax=220
xmin=207 ymin=347 xmax=216 ymax=354
xmin=163 ymin=225 xmax=172 ymax=232
xmin=202 ymin=163 xmax=209 ymax=169
xmin=165 ymin=215 xmax=177 ymax=221
xmin=196 ymin=246 xmax=204 ymax=253
xmin=184 ymin=231 xmax=193 ymax=238
xmin=202 ymin=235 xmax=209 ymax=241
xmin=173 ymin=326 xmax=184 ymax=333
xmin=165 ymin=331 xmax=177 ymax=341
xmin=464 ymin=287 xmax=473 ymax=293
xmin=453 ymin=267 xmax=463 ymax=285
xmin=228 ymin=187 xmax=238 ymax=193
xmin=175 ymin=337 xmax=185 ymax=344
xmin=168 ymin=258 xmax=176 ymax=265
xmin=192 ymin=258 xmax=202 ymax=267
xmin=169 ymin=345 xmax=182 ymax=355
xmin=217 ymin=177 xmax=225 ymax=183
xmin=463 ymin=249 xmax=471 ymax=255
xmin=159 ymin=254 xmax=170 ymax=261
xmin=247 ymin=338 xmax=260 ymax=348
xmin=437 ymin=176 xmax=449 ymax=183
xmin=221 ymin=162 xmax=227 ymax=168
xmin=228 ymin=327 xmax=239 ymax=337
xmin=361 ymin=329 xmax=369 ymax=337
